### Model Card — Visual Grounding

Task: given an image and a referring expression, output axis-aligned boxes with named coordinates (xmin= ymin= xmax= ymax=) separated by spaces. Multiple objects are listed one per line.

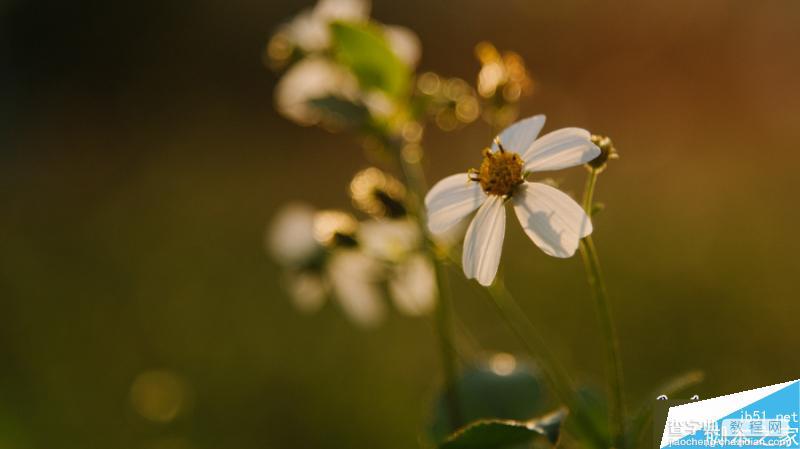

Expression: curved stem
xmin=484 ymin=276 xmax=609 ymax=449
xmin=580 ymin=168 xmax=626 ymax=449
xmin=432 ymin=254 xmax=463 ymax=429
xmin=487 ymin=277 xmax=575 ymax=405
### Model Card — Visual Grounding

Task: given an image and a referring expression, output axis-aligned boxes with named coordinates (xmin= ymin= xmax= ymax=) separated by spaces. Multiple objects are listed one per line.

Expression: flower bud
xmin=587 ymin=134 xmax=619 ymax=171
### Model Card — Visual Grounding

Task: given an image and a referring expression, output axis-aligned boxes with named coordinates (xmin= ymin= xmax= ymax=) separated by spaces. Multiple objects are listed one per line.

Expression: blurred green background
xmin=3 ymin=0 xmax=800 ymax=448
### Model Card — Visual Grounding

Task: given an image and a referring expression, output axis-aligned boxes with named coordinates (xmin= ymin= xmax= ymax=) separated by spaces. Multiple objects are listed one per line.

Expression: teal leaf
xmin=330 ymin=21 xmax=410 ymax=98
xmin=440 ymin=409 xmax=566 ymax=449
xmin=429 ymin=361 xmax=548 ymax=442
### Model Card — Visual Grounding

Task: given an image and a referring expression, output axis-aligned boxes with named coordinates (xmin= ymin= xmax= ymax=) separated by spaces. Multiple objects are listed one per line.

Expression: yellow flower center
xmin=471 ymin=148 xmax=525 ymax=196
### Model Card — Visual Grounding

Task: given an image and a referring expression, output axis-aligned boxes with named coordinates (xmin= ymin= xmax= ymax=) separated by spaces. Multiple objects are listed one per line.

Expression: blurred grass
xmin=2 ymin=0 xmax=800 ymax=448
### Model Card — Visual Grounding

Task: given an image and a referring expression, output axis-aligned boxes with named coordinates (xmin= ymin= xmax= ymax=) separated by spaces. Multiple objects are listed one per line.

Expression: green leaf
xmin=429 ymin=361 xmax=548 ymax=442
xmin=308 ymin=95 xmax=371 ymax=127
xmin=330 ymin=21 xmax=410 ymax=98
xmin=440 ymin=409 xmax=566 ymax=449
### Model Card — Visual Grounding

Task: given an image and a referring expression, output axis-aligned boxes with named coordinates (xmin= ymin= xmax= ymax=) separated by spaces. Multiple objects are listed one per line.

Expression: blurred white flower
xmin=274 ymin=57 xmax=359 ymax=125
xmin=327 ymin=249 xmax=386 ymax=327
xmin=425 ymin=115 xmax=600 ymax=286
xmin=267 ymin=202 xmax=320 ymax=266
xmin=358 ymin=219 xmax=436 ymax=315
xmin=383 ymin=25 xmax=422 ymax=68
xmin=268 ymin=203 xmax=436 ymax=326
xmin=268 ymin=204 xmax=365 ymax=323
xmin=358 ymin=218 xmax=420 ymax=262
xmin=388 ymin=253 xmax=436 ymax=315
xmin=284 ymin=0 xmax=370 ymax=53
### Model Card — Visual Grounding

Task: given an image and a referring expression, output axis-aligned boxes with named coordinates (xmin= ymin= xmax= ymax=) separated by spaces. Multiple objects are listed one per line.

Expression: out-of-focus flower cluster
xmin=266 ymin=0 xmax=420 ymax=135
xmin=265 ymin=0 xmax=532 ymax=141
xmin=265 ymin=0 xmax=537 ymax=328
xmin=267 ymin=167 xmax=436 ymax=328
xmin=474 ymin=41 xmax=533 ymax=130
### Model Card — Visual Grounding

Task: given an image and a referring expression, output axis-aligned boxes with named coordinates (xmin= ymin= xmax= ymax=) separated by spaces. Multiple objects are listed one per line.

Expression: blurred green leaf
xmin=429 ymin=361 xmax=548 ymax=442
xmin=440 ymin=409 xmax=566 ymax=449
xmin=308 ymin=95 xmax=371 ymax=127
xmin=330 ymin=21 xmax=410 ymax=98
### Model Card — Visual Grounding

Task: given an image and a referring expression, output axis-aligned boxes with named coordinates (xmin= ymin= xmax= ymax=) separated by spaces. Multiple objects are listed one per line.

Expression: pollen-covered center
xmin=470 ymin=148 xmax=525 ymax=196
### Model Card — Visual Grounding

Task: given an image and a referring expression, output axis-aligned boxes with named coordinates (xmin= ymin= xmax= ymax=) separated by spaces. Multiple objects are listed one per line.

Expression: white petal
xmin=522 ymin=128 xmax=600 ymax=172
xmin=358 ymin=219 xmax=420 ymax=262
xmin=491 ymin=115 xmax=546 ymax=153
xmin=389 ymin=254 xmax=437 ymax=316
xmin=267 ymin=202 xmax=320 ymax=266
xmin=327 ymin=250 xmax=386 ymax=328
xmin=425 ymin=174 xmax=486 ymax=235
xmin=383 ymin=25 xmax=421 ymax=68
xmin=512 ymin=182 xmax=592 ymax=258
xmin=462 ymin=195 xmax=506 ymax=286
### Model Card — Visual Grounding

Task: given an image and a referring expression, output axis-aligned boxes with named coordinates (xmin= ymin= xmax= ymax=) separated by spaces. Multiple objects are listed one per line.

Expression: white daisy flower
xmin=425 ymin=115 xmax=601 ymax=286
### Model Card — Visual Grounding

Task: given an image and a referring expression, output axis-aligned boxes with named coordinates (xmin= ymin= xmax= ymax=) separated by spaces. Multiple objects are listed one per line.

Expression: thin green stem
xmin=486 ymin=277 xmax=575 ymax=406
xmin=394 ymin=143 xmax=463 ymax=430
xmin=582 ymin=167 xmax=599 ymax=214
xmin=483 ymin=275 xmax=609 ymax=449
xmin=580 ymin=168 xmax=626 ymax=449
xmin=432 ymin=254 xmax=463 ymax=429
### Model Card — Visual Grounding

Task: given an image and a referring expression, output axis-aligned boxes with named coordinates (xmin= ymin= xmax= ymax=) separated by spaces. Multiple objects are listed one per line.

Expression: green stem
xmin=580 ymin=168 xmax=626 ymax=449
xmin=432 ymin=254 xmax=463 ymax=429
xmin=484 ymin=276 xmax=609 ymax=449
xmin=394 ymin=143 xmax=463 ymax=430
xmin=487 ymin=277 xmax=575 ymax=407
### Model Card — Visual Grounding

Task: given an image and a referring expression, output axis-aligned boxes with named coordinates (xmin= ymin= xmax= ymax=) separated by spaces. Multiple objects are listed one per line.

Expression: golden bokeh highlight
xmin=264 ymin=31 xmax=294 ymax=71
xmin=474 ymin=41 xmax=534 ymax=129
xmin=489 ymin=352 xmax=517 ymax=376
xmin=416 ymin=72 xmax=481 ymax=131
xmin=349 ymin=167 xmax=407 ymax=218
xmin=312 ymin=210 xmax=358 ymax=247
xmin=416 ymin=72 xmax=441 ymax=96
